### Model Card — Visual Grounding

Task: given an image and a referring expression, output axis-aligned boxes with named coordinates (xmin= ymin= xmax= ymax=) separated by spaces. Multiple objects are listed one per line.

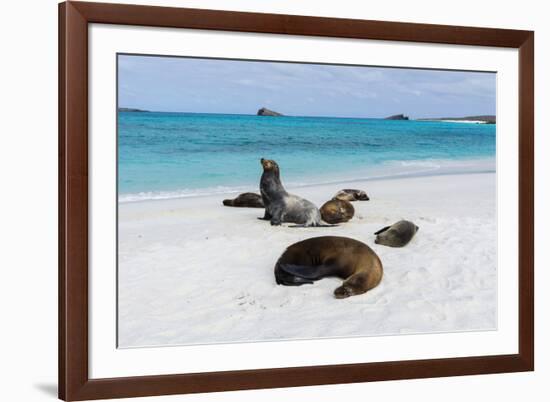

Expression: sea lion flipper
xmin=279 ymin=264 xmax=336 ymax=280
xmin=374 ymin=225 xmax=391 ymax=235
xmin=258 ymin=211 xmax=272 ymax=220
xmin=276 ymin=276 xmax=314 ymax=286
xmin=334 ymin=272 xmax=370 ymax=299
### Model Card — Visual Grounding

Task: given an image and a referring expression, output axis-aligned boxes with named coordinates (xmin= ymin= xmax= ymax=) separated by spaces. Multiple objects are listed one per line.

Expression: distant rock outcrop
xmin=118 ymin=107 xmax=149 ymax=112
xmin=385 ymin=114 xmax=409 ymax=120
xmin=257 ymin=107 xmax=283 ymax=116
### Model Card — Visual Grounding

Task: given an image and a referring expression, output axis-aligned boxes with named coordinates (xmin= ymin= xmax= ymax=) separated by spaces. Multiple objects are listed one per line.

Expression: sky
xmin=118 ymin=54 xmax=496 ymax=119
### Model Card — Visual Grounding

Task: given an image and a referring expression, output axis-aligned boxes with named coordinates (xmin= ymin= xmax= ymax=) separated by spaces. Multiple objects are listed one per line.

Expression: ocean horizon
xmin=118 ymin=111 xmax=496 ymax=203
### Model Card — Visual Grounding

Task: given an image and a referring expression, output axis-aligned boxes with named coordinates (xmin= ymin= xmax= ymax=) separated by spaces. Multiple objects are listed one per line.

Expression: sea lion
xmin=320 ymin=199 xmax=355 ymax=224
xmin=374 ymin=220 xmax=419 ymax=247
xmin=259 ymin=158 xmax=322 ymax=226
xmin=274 ymin=236 xmax=383 ymax=298
xmin=222 ymin=192 xmax=264 ymax=208
xmin=333 ymin=189 xmax=369 ymax=202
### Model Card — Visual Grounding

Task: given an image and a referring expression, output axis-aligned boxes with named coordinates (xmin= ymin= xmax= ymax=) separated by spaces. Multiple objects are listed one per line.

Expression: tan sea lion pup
xmin=374 ymin=220 xmax=419 ymax=247
xmin=274 ymin=236 xmax=383 ymax=298
xmin=320 ymin=199 xmax=355 ymax=224
xmin=222 ymin=192 xmax=264 ymax=208
xmin=333 ymin=189 xmax=369 ymax=202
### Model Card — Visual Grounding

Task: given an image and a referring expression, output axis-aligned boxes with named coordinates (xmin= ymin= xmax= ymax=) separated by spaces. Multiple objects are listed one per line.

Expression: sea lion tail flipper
xmin=222 ymin=199 xmax=233 ymax=206
xmin=374 ymin=225 xmax=391 ymax=235
xmin=278 ymin=264 xmax=337 ymax=280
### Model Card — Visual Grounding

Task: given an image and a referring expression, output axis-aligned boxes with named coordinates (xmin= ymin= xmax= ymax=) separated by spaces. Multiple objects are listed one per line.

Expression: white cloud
xmin=118 ymin=55 xmax=496 ymax=117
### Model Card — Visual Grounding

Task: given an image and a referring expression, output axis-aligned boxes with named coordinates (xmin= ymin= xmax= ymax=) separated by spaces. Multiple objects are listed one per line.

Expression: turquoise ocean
xmin=118 ymin=111 xmax=496 ymax=202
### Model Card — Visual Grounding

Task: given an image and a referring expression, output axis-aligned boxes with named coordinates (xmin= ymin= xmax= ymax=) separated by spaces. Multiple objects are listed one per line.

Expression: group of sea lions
xmin=222 ymin=158 xmax=419 ymax=298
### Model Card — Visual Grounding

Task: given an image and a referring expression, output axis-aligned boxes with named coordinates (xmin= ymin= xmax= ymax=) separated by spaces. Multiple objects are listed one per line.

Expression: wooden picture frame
xmin=59 ymin=1 xmax=534 ymax=400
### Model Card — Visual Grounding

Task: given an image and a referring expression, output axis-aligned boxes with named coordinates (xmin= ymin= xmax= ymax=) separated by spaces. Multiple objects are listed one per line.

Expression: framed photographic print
xmin=59 ymin=1 xmax=534 ymax=400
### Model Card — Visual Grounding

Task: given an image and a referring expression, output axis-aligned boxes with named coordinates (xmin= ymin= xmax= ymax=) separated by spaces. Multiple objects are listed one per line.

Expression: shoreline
xmin=118 ymin=172 xmax=497 ymax=347
xmin=420 ymin=119 xmax=491 ymax=124
xmin=119 ymin=157 xmax=496 ymax=204
xmin=120 ymin=110 xmax=495 ymax=123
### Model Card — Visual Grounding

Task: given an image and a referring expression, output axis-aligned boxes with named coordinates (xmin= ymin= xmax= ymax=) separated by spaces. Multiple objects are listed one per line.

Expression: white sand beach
xmin=439 ymin=120 xmax=491 ymax=124
xmin=118 ymin=172 xmax=497 ymax=348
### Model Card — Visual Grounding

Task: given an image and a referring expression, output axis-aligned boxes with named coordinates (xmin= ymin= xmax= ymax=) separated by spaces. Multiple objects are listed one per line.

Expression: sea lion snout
xmin=260 ymin=158 xmax=278 ymax=171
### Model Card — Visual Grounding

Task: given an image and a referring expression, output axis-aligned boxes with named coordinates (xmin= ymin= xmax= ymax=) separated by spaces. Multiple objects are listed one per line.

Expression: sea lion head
xmin=260 ymin=158 xmax=280 ymax=174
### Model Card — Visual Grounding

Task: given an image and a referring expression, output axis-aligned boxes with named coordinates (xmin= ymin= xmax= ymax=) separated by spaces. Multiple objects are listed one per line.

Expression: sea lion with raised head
xmin=333 ymin=189 xmax=369 ymax=202
xmin=222 ymin=192 xmax=264 ymax=208
xmin=374 ymin=220 xmax=419 ymax=247
xmin=274 ymin=236 xmax=383 ymax=298
xmin=320 ymin=199 xmax=355 ymax=224
xmin=259 ymin=158 xmax=322 ymax=226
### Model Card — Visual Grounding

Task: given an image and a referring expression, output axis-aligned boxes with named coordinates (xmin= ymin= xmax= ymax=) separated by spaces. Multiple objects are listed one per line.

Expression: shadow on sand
xmin=34 ymin=383 xmax=57 ymax=398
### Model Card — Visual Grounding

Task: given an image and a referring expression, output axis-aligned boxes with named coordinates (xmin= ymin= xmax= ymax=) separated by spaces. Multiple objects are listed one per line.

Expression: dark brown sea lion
xmin=374 ymin=220 xmax=419 ymax=247
xmin=274 ymin=236 xmax=383 ymax=298
xmin=259 ymin=158 xmax=322 ymax=226
xmin=320 ymin=199 xmax=355 ymax=224
xmin=333 ymin=189 xmax=369 ymax=202
xmin=222 ymin=192 xmax=264 ymax=208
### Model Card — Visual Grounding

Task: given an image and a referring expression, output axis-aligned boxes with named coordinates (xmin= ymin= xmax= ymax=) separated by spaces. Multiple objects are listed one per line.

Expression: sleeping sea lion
xmin=259 ymin=158 xmax=322 ymax=226
xmin=374 ymin=220 xmax=419 ymax=247
xmin=333 ymin=189 xmax=369 ymax=202
xmin=320 ymin=199 xmax=355 ymax=224
xmin=274 ymin=236 xmax=383 ymax=298
xmin=222 ymin=192 xmax=264 ymax=208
